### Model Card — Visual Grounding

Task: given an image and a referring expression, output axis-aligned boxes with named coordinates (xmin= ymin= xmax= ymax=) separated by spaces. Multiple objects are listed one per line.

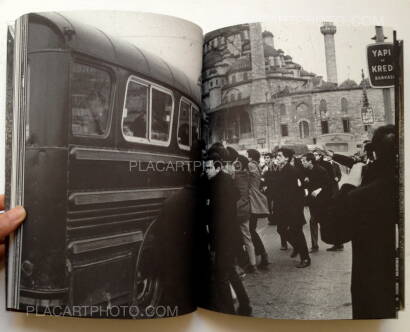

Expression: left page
xmin=5 ymin=10 xmax=203 ymax=319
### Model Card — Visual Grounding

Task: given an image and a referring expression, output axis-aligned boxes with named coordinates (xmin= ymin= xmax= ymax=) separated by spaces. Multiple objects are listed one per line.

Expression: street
xmin=242 ymin=214 xmax=353 ymax=320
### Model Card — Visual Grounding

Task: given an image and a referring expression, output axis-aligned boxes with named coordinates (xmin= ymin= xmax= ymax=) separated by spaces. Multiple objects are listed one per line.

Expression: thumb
xmin=0 ymin=206 xmax=26 ymax=239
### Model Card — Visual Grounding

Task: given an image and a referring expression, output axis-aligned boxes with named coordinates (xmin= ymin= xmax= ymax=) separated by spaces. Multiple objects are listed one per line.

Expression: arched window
xmin=280 ymin=104 xmax=286 ymax=116
xmin=319 ymin=99 xmax=328 ymax=118
xmin=239 ymin=110 xmax=251 ymax=134
xmin=299 ymin=120 xmax=309 ymax=138
xmin=296 ymin=103 xmax=309 ymax=116
xmin=230 ymin=94 xmax=235 ymax=102
xmin=341 ymin=97 xmax=348 ymax=113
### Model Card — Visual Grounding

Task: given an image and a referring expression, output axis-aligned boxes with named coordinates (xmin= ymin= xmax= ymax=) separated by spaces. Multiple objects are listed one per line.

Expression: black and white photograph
xmin=0 ymin=5 xmax=404 ymax=326
xmin=4 ymin=10 xmax=203 ymax=319
xmin=200 ymin=21 xmax=402 ymax=319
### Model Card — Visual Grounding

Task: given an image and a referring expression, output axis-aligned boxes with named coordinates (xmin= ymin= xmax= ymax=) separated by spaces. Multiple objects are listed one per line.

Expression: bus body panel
xmin=19 ymin=45 xmax=70 ymax=306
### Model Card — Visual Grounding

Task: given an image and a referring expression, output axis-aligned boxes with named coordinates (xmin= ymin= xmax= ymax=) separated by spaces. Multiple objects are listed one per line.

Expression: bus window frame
xmin=177 ymin=97 xmax=191 ymax=151
xmin=177 ymin=97 xmax=200 ymax=151
xmin=121 ymin=75 xmax=174 ymax=147
xmin=70 ymin=59 xmax=116 ymax=140
xmin=121 ymin=76 xmax=150 ymax=144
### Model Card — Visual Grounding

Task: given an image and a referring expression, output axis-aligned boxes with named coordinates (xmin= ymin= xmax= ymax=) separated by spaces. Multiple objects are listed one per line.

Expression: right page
xmin=199 ymin=21 xmax=403 ymax=320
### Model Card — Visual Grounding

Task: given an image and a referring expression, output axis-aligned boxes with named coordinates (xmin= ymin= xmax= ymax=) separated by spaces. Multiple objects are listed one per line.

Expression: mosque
xmin=201 ymin=22 xmax=394 ymax=154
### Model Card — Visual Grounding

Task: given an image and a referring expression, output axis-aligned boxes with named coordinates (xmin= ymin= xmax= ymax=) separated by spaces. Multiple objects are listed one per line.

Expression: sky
xmin=261 ymin=21 xmax=394 ymax=84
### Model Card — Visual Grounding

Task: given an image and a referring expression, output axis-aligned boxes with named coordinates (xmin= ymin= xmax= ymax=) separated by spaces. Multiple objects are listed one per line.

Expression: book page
xmin=199 ymin=21 xmax=402 ymax=320
xmin=4 ymin=10 xmax=203 ymax=319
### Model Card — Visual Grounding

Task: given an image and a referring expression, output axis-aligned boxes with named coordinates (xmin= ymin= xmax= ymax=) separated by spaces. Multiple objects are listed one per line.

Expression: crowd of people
xmin=194 ymin=124 xmax=397 ymax=319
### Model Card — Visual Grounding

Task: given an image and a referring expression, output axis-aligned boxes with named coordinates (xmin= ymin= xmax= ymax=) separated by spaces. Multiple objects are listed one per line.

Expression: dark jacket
xmin=318 ymin=158 xmax=334 ymax=182
xmin=264 ymin=164 xmax=280 ymax=197
xmin=273 ymin=163 xmax=306 ymax=227
xmin=304 ymin=164 xmax=332 ymax=211
xmin=204 ymin=171 xmax=242 ymax=268
xmin=326 ymin=162 xmax=397 ymax=319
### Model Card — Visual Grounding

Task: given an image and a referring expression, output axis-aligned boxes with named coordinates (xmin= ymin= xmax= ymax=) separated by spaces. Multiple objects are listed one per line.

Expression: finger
xmin=0 ymin=195 xmax=4 ymax=211
xmin=0 ymin=206 xmax=26 ymax=238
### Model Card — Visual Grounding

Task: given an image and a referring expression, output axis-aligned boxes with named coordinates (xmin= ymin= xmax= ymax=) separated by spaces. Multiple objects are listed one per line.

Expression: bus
xmin=7 ymin=12 xmax=201 ymax=315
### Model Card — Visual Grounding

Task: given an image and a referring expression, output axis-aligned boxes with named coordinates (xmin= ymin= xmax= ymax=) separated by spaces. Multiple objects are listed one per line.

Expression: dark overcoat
xmin=327 ymin=162 xmax=396 ymax=319
xmin=273 ymin=163 xmax=306 ymax=227
xmin=205 ymin=171 xmax=242 ymax=268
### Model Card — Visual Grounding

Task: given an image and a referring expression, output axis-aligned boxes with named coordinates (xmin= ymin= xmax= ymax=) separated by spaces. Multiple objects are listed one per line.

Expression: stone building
xmin=202 ymin=22 xmax=394 ymax=154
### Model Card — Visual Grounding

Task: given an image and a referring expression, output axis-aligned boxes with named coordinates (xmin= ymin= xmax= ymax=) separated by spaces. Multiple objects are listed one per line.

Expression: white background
xmin=0 ymin=0 xmax=409 ymax=331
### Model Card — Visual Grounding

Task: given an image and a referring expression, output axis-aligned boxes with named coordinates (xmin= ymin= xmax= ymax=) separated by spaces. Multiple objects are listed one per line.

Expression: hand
xmin=0 ymin=195 xmax=26 ymax=260
xmin=338 ymin=163 xmax=364 ymax=189
xmin=311 ymin=188 xmax=322 ymax=198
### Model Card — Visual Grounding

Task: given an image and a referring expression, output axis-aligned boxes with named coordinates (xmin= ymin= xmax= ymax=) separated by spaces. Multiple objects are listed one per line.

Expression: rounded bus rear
xmin=17 ymin=12 xmax=201 ymax=314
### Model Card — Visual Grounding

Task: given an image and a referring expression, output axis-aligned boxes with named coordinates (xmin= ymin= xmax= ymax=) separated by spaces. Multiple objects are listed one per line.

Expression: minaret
xmin=320 ymin=22 xmax=338 ymax=84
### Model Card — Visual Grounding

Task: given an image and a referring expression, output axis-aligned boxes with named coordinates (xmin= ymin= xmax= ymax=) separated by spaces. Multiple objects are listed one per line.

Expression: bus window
xmin=191 ymin=106 xmax=201 ymax=143
xmin=177 ymin=100 xmax=190 ymax=149
xmin=71 ymin=63 xmax=112 ymax=137
xmin=123 ymin=81 xmax=149 ymax=140
xmin=151 ymin=87 xmax=173 ymax=143
xmin=122 ymin=76 xmax=174 ymax=146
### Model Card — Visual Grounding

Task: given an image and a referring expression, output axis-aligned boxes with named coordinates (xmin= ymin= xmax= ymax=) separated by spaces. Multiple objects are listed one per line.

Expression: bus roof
xmin=30 ymin=12 xmax=201 ymax=104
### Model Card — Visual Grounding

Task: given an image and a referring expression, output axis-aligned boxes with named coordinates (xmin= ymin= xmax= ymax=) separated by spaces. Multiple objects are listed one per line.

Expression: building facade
xmin=202 ymin=22 xmax=394 ymax=154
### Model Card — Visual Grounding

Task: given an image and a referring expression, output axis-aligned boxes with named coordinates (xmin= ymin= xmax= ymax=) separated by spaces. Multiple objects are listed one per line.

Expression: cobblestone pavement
xmin=242 ymin=214 xmax=353 ymax=320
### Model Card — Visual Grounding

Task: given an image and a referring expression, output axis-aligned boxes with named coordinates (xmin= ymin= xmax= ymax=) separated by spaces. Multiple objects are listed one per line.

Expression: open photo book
xmin=4 ymin=10 xmax=404 ymax=320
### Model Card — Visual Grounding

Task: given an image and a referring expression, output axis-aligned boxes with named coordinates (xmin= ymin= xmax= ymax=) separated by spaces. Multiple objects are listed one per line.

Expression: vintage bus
xmin=7 ymin=12 xmax=201 ymax=315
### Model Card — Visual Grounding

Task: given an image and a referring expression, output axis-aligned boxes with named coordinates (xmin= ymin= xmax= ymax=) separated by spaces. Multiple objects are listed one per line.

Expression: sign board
xmin=361 ymin=106 xmax=375 ymax=124
xmin=366 ymin=43 xmax=395 ymax=88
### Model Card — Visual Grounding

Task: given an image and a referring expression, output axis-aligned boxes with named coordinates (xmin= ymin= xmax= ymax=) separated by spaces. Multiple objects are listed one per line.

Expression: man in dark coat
xmin=301 ymin=153 xmax=332 ymax=252
xmin=274 ymin=148 xmax=310 ymax=268
xmin=328 ymin=125 xmax=397 ymax=319
xmin=313 ymin=151 xmax=343 ymax=252
xmin=203 ymin=152 xmax=251 ymax=315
